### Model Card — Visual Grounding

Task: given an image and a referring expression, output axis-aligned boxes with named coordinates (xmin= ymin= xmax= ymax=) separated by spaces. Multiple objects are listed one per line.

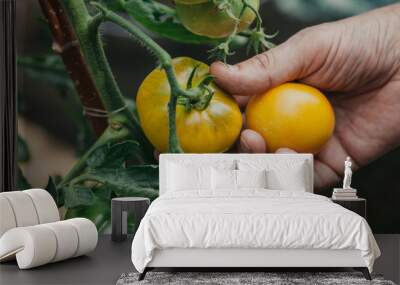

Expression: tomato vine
xmin=43 ymin=0 xmax=277 ymax=186
xmin=34 ymin=0 xmax=275 ymax=231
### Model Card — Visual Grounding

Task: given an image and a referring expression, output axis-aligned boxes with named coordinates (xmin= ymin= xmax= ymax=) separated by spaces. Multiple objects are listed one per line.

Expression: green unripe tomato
xmin=176 ymin=0 xmax=260 ymax=39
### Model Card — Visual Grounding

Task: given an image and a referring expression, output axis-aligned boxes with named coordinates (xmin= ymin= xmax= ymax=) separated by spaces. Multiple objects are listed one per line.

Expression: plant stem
xmin=59 ymin=124 xmax=131 ymax=186
xmin=165 ymin=64 xmax=183 ymax=153
xmin=38 ymin=0 xmax=107 ymax=136
xmin=91 ymin=2 xmax=184 ymax=153
xmin=61 ymin=0 xmax=154 ymax=161
xmin=244 ymin=0 xmax=262 ymax=31
xmin=61 ymin=0 xmax=124 ymax=113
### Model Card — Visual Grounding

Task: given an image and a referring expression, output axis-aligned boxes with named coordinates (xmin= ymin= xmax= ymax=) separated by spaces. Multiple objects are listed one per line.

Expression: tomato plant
xmin=28 ymin=0 xmax=275 ymax=232
xmin=137 ymin=57 xmax=242 ymax=153
xmin=245 ymin=83 xmax=335 ymax=153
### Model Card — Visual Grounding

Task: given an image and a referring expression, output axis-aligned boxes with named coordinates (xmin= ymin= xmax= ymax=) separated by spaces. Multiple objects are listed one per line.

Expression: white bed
xmin=131 ymin=154 xmax=380 ymax=280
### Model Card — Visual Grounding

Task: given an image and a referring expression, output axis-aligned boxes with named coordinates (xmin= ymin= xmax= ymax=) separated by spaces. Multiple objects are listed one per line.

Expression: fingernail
xmin=240 ymin=136 xmax=251 ymax=153
xmin=275 ymin=148 xmax=296 ymax=154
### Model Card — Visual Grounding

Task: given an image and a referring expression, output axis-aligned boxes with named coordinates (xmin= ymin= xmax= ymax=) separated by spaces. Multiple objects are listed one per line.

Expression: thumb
xmin=210 ymin=32 xmax=311 ymax=96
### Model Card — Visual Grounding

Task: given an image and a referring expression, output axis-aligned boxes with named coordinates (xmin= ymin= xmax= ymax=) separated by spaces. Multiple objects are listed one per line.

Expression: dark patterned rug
xmin=116 ymin=272 xmax=396 ymax=285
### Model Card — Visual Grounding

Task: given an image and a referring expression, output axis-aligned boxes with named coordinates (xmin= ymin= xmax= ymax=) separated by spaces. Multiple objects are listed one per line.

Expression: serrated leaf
xmin=84 ymin=165 xmax=159 ymax=200
xmin=16 ymin=167 xmax=31 ymax=190
xmin=17 ymin=135 xmax=30 ymax=162
xmin=45 ymin=176 xmax=64 ymax=207
xmin=65 ymin=195 xmax=111 ymax=233
xmin=63 ymin=186 xmax=95 ymax=208
xmin=87 ymin=140 xmax=141 ymax=169
xmin=90 ymin=183 xmax=112 ymax=201
xmin=123 ymin=0 xmax=218 ymax=45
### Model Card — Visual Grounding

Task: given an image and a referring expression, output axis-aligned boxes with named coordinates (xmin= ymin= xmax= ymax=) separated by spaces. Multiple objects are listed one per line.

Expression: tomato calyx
xmin=240 ymin=0 xmax=277 ymax=55
xmin=177 ymin=66 xmax=215 ymax=111
xmin=208 ymin=0 xmax=261 ymax=62
xmin=205 ymin=0 xmax=276 ymax=61
xmin=212 ymin=0 xmax=240 ymax=22
xmin=209 ymin=41 xmax=236 ymax=63
xmin=244 ymin=28 xmax=277 ymax=54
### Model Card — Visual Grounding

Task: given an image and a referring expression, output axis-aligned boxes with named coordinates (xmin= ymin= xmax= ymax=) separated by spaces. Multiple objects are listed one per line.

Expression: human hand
xmin=210 ymin=4 xmax=400 ymax=190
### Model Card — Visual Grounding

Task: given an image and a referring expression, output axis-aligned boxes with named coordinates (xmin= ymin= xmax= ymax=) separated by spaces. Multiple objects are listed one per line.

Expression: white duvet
xmin=131 ymin=190 xmax=380 ymax=273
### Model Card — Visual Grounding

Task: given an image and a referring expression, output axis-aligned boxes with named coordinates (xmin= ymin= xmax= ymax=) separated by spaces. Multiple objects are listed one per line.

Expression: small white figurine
xmin=343 ymin=156 xmax=353 ymax=189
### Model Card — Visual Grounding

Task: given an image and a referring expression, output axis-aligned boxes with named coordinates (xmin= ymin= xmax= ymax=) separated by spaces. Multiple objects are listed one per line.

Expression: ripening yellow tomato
xmin=175 ymin=0 xmax=259 ymax=39
xmin=136 ymin=57 xmax=242 ymax=153
xmin=245 ymin=83 xmax=335 ymax=153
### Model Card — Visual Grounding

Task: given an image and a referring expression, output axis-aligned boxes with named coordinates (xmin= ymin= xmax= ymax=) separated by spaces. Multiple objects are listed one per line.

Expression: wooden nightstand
xmin=331 ymin=198 xmax=366 ymax=219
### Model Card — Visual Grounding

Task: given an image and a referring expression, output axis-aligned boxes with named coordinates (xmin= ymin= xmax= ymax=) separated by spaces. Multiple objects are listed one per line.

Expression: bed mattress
xmin=131 ymin=190 xmax=380 ymax=273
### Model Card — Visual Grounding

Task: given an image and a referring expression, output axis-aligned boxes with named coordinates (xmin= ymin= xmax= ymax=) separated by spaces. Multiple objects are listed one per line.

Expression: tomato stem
xmin=90 ymin=2 xmax=184 ymax=153
xmin=61 ymin=0 xmax=154 ymax=161
xmin=241 ymin=0 xmax=277 ymax=54
xmin=59 ymin=124 xmax=131 ymax=187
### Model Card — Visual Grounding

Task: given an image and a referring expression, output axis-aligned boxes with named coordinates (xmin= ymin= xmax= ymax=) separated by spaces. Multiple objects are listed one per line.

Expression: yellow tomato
xmin=245 ymin=83 xmax=335 ymax=153
xmin=136 ymin=57 xmax=242 ymax=153
xmin=175 ymin=0 xmax=259 ymax=39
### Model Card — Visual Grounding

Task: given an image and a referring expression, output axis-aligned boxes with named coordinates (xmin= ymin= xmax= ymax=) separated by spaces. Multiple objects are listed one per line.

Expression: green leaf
xmin=65 ymin=194 xmax=111 ymax=233
xmin=87 ymin=140 xmax=141 ymax=169
xmin=63 ymin=186 xmax=95 ymax=208
xmin=85 ymin=165 xmax=159 ymax=200
xmin=45 ymin=176 xmax=64 ymax=207
xmin=16 ymin=167 xmax=31 ymax=190
xmin=18 ymin=55 xmax=74 ymax=90
xmin=93 ymin=183 xmax=113 ymax=200
xmin=17 ymin=135 xmax=30 ymax=162
xmin=123 ymin=0 xmax=219 ymax=45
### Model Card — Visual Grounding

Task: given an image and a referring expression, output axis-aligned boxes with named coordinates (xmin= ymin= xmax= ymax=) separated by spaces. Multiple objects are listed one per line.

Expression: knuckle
xmin=292 ymin=23 xmax=331 ymax=42
xmin=293 ymin=26 xmax=315 ymax=40
xmin=253 ymin=52 xmax=274 ymax=70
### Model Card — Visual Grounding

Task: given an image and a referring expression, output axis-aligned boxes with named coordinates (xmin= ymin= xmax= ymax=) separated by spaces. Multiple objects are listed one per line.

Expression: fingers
xmin=275 ymin=148 xmax=297 ymax=154
xmin=312 ymin=136 xmax=355 ymax=190
xmin=239 ymin=130 xmax=300 ymax=154
xmin=313 ymin=160 xmax=340 ymax=190
xmin=239 ymin=129 xmax=266 ymax=153
xmin=274 ymin=147 xmax=340 ymax=192
xmin=210 ymin=34 xmax=308 ymax=96
xmin=233 ymin=95 xmax=251 ymax=109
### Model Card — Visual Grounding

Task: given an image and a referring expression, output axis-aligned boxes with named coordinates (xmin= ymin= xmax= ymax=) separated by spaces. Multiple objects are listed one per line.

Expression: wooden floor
xmin=0 ymin=235 xmax=398 ymax=284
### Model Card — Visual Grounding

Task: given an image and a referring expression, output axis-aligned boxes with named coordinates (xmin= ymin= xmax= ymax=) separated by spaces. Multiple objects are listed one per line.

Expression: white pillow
xmin=167 ymin=163 xmax=211 ymax=191
xmin=267 ymin=163 xmax=307 ymax=191
xmin=238 ymin=159 xmax=308 ymax=191
xmin=211 ymin=168 xmax=236 ymax=190
xmin=236 ymin=169 xmax=267 ymax=189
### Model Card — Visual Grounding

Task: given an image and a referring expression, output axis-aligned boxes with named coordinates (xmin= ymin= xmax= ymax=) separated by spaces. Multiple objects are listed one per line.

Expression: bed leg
xmin=354 ymin=267 xmax=371 ymax=280
xmin=138 ymin=268 xmax=148 ymax=281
